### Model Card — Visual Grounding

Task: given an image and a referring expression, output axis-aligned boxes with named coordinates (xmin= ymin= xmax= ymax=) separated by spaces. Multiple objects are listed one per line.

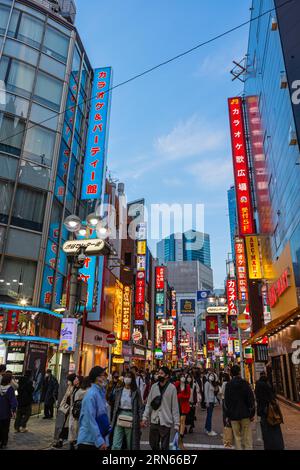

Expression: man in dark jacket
xmin=41 ymin=369 xmax=58 ymax=419
xmin=224 ymin=365 xmax=255 ymax=450
xmin=15 ymin=370 xmax=34 ymax=432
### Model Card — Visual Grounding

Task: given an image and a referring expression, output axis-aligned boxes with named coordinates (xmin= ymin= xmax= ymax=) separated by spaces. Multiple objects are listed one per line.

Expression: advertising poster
xmin=59 ymin=318 xmax=78 ymax=353
xmin=206 ymin=316 xmax=219 ymax=335
xmin=180 ymin=299 xmax=196 ymax=314
xmin=26 ymin=342 xmax=48 ymax=403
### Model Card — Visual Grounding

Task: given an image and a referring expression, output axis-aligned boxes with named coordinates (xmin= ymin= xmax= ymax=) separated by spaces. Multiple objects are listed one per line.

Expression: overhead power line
xmin=0 ymin=0 xmax=293 ymax=145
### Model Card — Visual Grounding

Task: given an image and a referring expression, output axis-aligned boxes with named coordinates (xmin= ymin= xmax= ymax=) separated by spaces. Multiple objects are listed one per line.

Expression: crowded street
xmin=1 ymin=0 xmax=300 ymax=460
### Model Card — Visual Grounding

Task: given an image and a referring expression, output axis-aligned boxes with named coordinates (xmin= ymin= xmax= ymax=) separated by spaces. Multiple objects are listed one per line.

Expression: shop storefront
xmin=79 ymin=326 xmax=109 ymax=375
xmin=131 ymin=345 xmax=146 ymax=368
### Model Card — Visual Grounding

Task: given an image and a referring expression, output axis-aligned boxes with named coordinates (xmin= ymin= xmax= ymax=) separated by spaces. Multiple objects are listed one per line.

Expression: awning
xmin=244 ymin=306 xmax=300 ymax=346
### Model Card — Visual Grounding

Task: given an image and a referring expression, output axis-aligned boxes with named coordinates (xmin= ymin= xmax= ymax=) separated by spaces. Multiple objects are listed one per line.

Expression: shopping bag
xmin=256 ymin=420 xmax=263 ymax=444
xmin=170 ymin=432 xmax=179 ymax=451
xmin=223 ymin=426 xmax=234 ymax=448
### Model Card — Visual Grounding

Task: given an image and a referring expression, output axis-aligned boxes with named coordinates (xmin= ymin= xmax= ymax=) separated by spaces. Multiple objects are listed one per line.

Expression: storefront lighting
xmin=0 ymin=280 xmax=4 ymax=283
xmin=19 ymin=298 xmax=27 ymax=307
xmin=6 ymin=282 xmax=10 ymax=286
xmin=54 ymin=308 xmax=66 ymax=313
xmin=12 ymin=280 xmax=18 ymax=283
xmin=18 ymin=282 xmax=24 ymax=286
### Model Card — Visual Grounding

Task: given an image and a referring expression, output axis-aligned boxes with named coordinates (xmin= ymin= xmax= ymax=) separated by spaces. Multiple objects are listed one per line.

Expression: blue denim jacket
xmin=77 ymin=383 xmax=110 ymax=448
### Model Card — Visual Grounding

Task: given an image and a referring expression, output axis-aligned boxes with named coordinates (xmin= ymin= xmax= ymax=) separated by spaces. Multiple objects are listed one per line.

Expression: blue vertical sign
xmin=81 ymin=67 xmax=112 ymax=200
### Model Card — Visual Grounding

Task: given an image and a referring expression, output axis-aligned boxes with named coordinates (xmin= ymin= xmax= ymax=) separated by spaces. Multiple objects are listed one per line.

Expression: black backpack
xmin=72 ymin=400 xmax=82 ymax=420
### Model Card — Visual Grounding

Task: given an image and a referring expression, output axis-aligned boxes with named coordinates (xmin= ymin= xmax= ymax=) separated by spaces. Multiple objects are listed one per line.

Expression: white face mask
xmin=187 ymin=378 xmax=192 ymax=383
xmin=180 ymin=377 xmax=186 ymax=383
xmin=209 ymin=375 xmax=215 ymax=382
xmin=124 ymin=378 xmax=132 ymax=386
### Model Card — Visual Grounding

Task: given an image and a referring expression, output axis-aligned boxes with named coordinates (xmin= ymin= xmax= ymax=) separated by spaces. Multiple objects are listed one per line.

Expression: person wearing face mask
xmin=186 ymin=374 xmax=201 ymax=434
xmin=77 ymin=367 xmax=111 ymax=451
xmin=204 ymin=372 xmax=218 ymax=436
xmin=41 ymin=369 xmax=58 ymax=420
xmin=142 ymin=367 xmax=180 ymax=451
xmin=53 ymin=373 xmax=78 ymax=449
xmin=110 ymin=372 xmax=143 ymax=450
xmin=106 ymin=372 xmax=123 ymax=416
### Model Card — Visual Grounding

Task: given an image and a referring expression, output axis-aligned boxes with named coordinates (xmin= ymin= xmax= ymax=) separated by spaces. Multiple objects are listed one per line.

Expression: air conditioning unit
xmin=271 ymin=17 xmax=278 ymax=31
xmin=280 ymin=73 xmax=288 ymax=89
xmin=289 ymin=127 xmax=298 ymax=146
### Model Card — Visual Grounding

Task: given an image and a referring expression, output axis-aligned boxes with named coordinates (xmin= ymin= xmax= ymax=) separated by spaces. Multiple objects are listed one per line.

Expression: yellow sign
xmin=245 ymin=236 xmax=262 ymax=279
xmin=145 ymin=302 xmax=149 ymax=322
xmin=113 ymin=357 xmax=125 ymax=364
xmin=137 ymin=241 xmax=146 ymax=255
xmin=113 ymin=280 xmax=123 ymax=355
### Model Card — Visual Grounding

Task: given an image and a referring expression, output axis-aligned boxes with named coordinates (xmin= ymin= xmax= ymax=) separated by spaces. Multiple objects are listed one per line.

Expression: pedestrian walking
xmin=175 ymin=374 xmax=191 ymax=449
xmin=0 ymin=364 xmax=6 ymax=385
xmin=221 ymin=372 xmax=230 ymax=427
xmin=68 ymin=376 xmax=90 ymax=450
xmin=0 ymin=372 xmax=18 ymax=449
xmin=111 ymin=371 xmax=143 ymax=450
xmin=186 ymin=373 xmax=201 ymax=434
xmin=204 ymin=371 xmax=218 ymax=436
xmin=142 ymin=366 xmax=180 ymax=451
xmin=255 ymin=372 xmax=284 ymax=450
xmin=54 ymin=373 xmax=78 ymax=448
xmin=77 ymin=366 xmax=110 ymax=450
xmin=224 ymin=365 xmax=255 ymax=450
xmin=131 ymin=367 xmax=145 ymax=399
xmin=14 ymin=370 xmax=34 ymax=433
xmin=41 ymin=369 xmax=58 ymax=419
xmin=106 ymin=372 xmax=123 ymax=419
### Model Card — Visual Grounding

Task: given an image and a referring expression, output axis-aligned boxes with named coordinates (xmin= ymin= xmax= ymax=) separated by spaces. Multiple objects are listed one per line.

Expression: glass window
xmin=7 ymin=9 xmax=19 ymax=36
xmin=68 ymin=156 xmax=77 ymax=193
xmin=66 ymin=189 xmax=75 ymax=213
xmin=0 ymin=257 xmax=36 ymax=302
xmin=0 ymin=225 xmax=5 ymax=253
xmin=6 ymin=228 xmax=41 ymax=259
xmin=16 ymin=12 xmax=44 ymax=48
xmin=39 ymin=54 xmax=66 ymax=81
xmin=30 ymin=103 xmax=58 ymax=131
xmin=33 ymin=71 xmax=63 ymax=111
xmin=23 ymin=124 xmax=55 ymax=167
xmin=43 ymin=26 xmax=70 ymax=63
xmin=0 ymin=180 xmax=13 ymax=224
xmin=0 ymin=112 xmax=25 ymax=156
xmin=4 ymin=39 xmax=39 ymax=66
xmin=1 ymin=57 xmax=35 ymax=98
xmin=0 ymin=153 xmax=18 ymax=180
xmin=15 ymin=3 xmax=46 ymax=21
xmin=0 ymin=4 xmax=10 ymax=35
xmin=0 ymin=92 xmax=29 ymax=118
xmin=12 ymin=186 xmax=46 ymax=232
xmin=72 ymin=46 xmax=81 ymax=75
xmin=18 ymin=160 xmax=50 ymax=190
xmin=47 ymin=18 xmax=71 ymax=36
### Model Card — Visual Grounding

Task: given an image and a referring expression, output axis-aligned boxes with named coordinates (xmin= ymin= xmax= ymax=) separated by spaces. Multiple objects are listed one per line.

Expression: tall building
xmin=227 ymin=186 xmax=237 ymax=259
xmin=157 ymin=231 xmax=211 ymax=268
xmin=241 ymin=0 xmax=300 ymax=403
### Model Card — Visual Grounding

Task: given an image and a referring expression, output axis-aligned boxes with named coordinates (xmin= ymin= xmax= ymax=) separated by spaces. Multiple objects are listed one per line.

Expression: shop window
xmin=0 ymin=180 xmax=13 ymax=224
xmin=0 ymin=112 xmax=25 ymax=156
xmin=11 ymin=186 xmax=46 ymax=232
xmin=0 ymin=56 xmax=35 ymax=99
xmin=0 ymin=153 xmax=18 ymax=180
xmin=4 ymin=38 xmax=39 ymax=66
xmin=33 ymin=71 xmax=63 ymax=111
xmin=18 ymin=160 xmax=50 ymax=190
xmin=6 ymin=227 xmax=41 ymax=260
xmin=0 ymin=4 xmax=10 ymax=35
xmin=30 ymin=103 xmax=58 ymax=131
xmin=0 ymin=92 xmax=29 ymax=119
xmin=23 ymin=124 xmax=55 ymax=167
xmin=43 ymin=26 xmax=70 ymax=63
xmin=8 ymin=10 xmax=44 ymax=49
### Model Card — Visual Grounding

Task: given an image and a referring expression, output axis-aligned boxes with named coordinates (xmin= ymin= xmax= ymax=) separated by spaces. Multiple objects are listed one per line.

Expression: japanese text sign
xmin=81 ymin=67 xmax=112 ymax=200
xmin=122 ymin=286 xmax=131 ymax=341
xmin=156 ymin=267 xmax=165 ymax=290
xmin=206 ymin=316 xmax=219 ymax=335
xmin=228 ymin=97 xmax=254 ymax=235
xmin=235 ymin=237 xmax=249 ymax=301
xmin=227 ymin=279 xmax=238 ymax=316
xmin=245 ymin=236 xmax=262 ymax=280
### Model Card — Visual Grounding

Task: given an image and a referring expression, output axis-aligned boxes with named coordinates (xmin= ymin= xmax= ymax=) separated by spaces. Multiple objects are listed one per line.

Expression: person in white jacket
xmin=204 ymin=372 xmax=218 ymax=436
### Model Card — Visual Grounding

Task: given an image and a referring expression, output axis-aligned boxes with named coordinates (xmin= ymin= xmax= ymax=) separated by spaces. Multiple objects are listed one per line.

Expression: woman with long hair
xmin=68 ymin=376 xmax=90 ymax=450
xmin=186 ymin=373 xmax=201 ymax=433
xmin=0 ymin=372 xmax=18 ymax=449
xmin=111 ymin=371 xmax=143 ymax=450
xmin=175 ymin=373 xmax=191 ymax=449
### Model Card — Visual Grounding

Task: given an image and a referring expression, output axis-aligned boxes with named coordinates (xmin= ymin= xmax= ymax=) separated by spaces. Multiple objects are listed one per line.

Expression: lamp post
xmin=53 ymin=213 xmax=111 ymax=444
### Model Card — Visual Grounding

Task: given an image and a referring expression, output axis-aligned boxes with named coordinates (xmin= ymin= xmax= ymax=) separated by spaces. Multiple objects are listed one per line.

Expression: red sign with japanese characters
xmin=155 ymin=267 xmax=165 ymax=290
xmin=228 ymin=97 xmax=254 ymax=236
xmin=206 ymin=316 xmax=219 ymax=335
xmin=235 ymin=237 xmax=249 ymax=301
xmin=227 ymin=279 xmax=238 ymax=316
xmin=268 ymin=268 xmax=291 ymax=308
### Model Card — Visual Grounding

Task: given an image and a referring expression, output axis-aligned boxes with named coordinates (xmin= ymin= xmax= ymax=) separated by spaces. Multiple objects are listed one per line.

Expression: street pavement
xmin=4 ymin=401 xmax=299 ymax=450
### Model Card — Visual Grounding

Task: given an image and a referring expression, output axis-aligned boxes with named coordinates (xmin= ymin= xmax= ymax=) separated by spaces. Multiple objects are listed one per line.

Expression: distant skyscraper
xmin=157 ymin=231 xmax=211 ymax=268
xmin=227 ymin=186 xmax=237 ymax=259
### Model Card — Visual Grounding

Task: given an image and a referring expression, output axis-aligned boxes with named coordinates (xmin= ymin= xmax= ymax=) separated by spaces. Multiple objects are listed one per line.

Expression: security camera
xmin=77 ymin=252 xmax=87 ymax=264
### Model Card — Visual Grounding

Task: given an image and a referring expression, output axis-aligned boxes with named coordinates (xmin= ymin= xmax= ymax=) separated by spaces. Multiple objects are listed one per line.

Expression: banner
xmin=180 ymin=299 xmax=196 ymax=314
xmin=228 ymin=97 xmax=254 ymax=235
xmin=235 ymin=237 xmax=249 ymax=301
xmin=228 ymin=316 xmax=238 ymax=338
xmin=155 ymin=267 xmax=165 ymax=290
xmin=206 ymin=316 xmax=219 ymax=335
xmin=245 ymin=236 xmax=262 ymax=279
xmin=226 ymin=279 xmax=238 ymax=316
xmin=122 ymin=286 xmax=131 ymax=341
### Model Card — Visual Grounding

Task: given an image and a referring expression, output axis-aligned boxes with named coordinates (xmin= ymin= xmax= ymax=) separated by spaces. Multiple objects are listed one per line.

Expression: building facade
xmin=157 ymin=230 xmax=211 ymax=268
xmin=242 ymin=0 xmax=300 ymax=403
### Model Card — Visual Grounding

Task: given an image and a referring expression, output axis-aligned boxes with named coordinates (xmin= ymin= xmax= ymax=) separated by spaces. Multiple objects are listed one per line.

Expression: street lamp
xmin=64 ymin=215 xmax=81 ymax=233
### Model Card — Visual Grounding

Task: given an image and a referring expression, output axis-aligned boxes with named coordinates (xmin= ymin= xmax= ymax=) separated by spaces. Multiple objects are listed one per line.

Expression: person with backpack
xmin=68 ymin=376 xmax=90 ymax=450
xmin=41 ymin=369 xmax=58 ymax=419
xmin=142 ymin=366 xmax=180 ymax=451
xmin=204 ymin=371 xmax=219 ymax=436
xmin=255 ymin=372 xmax=284 ymax=450
xmin=0 ymin=372 xmax=18 ymax=449
xmin=14 ymin=370 xmax=34 ymax=433
xmin=224 ymin=365 xmax=255 ymax=450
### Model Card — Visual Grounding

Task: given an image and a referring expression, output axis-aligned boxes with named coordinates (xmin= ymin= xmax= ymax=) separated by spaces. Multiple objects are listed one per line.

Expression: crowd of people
xmin=0 ymin=362 xmax=285 ymax=451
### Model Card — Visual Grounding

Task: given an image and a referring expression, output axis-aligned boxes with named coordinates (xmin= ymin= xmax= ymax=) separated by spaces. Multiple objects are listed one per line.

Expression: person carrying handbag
xmin=255 ymin=372 xmax=284 ymax=450
xmin=111 ymin=371 xmax=143 ymax=450
xmin=53 ymin=374 xmax=78 ymax=449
